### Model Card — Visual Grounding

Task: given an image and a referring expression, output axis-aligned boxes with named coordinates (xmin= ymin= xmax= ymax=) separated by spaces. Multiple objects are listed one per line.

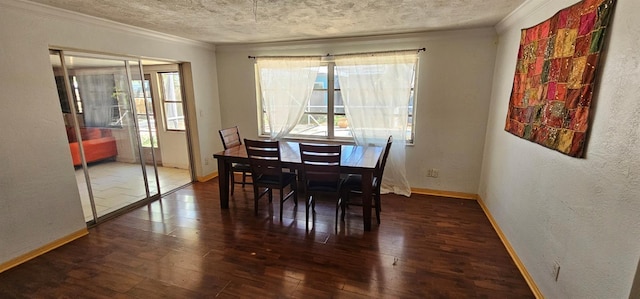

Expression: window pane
xmin=308 ymin=66 xmax=328 ymax=115
xmin=407 ymin=115 xmax=413 ymax=141
xmin=262 ymin=112 xmax=270 ymax=134
xmin=334 ymin=115 xmax=352 ymax=138
xmin=138 ymin=126 xmax=158 ymax=147
xmin=315 ymin=67 xmax=328 ymax=89
xmin=334 ymin=91 xmax=344 ymax=114
xmin=408 ymin=90 xmax=414 ymax=113
xmin=160 ymin=72 xmax=184 ymax=131
xmin=307 ymin=90 xmax=327 ymax=113
xmin=133 ymin=79 xmax=157 ymax=147
xmin=334 ymin=66 xmax=340 ymax=89
xmin=411 ymin=64 xmax=416 ymax=141
xmin=132 ymin=80 xmax=152 ymax=115
xmin=164 ymin=103 xmax=185 ymax=130
xmin=161 ymin=72 xmax=182 ymax=102
xmin=290 ymin=113 xmax=328 ymax=137
xmin=71 ymin=76 xmax=83 ymax=113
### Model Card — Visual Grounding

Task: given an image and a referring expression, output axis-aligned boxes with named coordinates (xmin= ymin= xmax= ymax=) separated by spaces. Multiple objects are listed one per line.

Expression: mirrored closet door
xmin=50 ymin=50 xmax=161 ymax=224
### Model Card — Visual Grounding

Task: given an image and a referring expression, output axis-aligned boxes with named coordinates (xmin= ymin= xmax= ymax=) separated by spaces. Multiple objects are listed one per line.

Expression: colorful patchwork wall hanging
xmin=504 ymin=0 xmax=616 ymax=157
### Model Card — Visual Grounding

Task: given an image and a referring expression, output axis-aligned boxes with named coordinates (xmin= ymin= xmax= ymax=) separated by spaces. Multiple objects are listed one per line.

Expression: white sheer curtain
xmin=76 ymin=74 xmax=116 ymax=127
xmin=256 ymin=57 xmax=321 ymax=139
xmin=335 ymin=51 xmax=418 ymax=197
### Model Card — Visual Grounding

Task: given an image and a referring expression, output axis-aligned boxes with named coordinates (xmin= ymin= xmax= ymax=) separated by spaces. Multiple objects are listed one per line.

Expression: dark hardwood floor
xmin=0 ymin=178 xmax=534 ymax=298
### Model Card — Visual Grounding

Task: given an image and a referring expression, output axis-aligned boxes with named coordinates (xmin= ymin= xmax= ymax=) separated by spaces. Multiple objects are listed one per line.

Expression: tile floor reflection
xmin=75 ymin=161 xmax=191 ymax=221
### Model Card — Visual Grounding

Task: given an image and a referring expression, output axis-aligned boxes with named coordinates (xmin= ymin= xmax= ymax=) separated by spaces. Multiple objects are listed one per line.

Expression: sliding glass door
xmin=50 ymin=50 xmax=160 ymax=224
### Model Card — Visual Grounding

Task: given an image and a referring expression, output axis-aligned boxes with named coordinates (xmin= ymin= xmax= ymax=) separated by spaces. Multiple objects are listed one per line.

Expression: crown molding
xmin=495 ymin=0 xmax=582 ymax=34
xmin=0 ymin=0 xmax=215 ymax=50
xmin=216 ymin=27 xmax=497 ymax=53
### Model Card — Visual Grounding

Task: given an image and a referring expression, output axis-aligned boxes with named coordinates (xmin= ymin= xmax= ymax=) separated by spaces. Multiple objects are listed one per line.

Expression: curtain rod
xmin=248 ymin=47 xmax=425 ymax=59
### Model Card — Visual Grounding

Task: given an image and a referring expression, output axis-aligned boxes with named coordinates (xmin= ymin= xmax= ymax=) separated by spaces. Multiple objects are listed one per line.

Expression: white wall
xmin=157 ymin=131 xmax=190 ymax=169
xmin=0 ymin=0 xmax=221 ymax=265
xmin=216 ymin=28 xmax=498 ymax=193
xmin=481 ymin=0 xmax=640 ymax=298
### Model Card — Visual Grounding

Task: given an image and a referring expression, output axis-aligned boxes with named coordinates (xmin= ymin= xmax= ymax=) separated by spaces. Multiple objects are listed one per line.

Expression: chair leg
xmin=306 ymin=194 xmax=313 ymax=229
xmin=375 ymin=195 xmax=381 ymax=224
xmin=230 ymin=170 xmax=235 ymax=195
xmin=341 ymin=192 xmax=348 ymax=222
xmin=335 ymin=197 xmax=341 ymax=229
xmin=253 ymin=186 xmax=260 ymax=216
xmin=279 ymin=189 xmax=284 ymax=221
xmin=242 ymin=171 xmax=247 ymax=187
xmin=292 ymin=181 xmax=298 ymax=206
xmin=291 ymin=186 xmax=298 ymax=207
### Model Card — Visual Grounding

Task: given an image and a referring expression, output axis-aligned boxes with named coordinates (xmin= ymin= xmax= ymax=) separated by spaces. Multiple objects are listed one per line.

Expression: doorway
xmin=50 ymin=50 xmax=192 ymax=224
xmin=135 ymin=64 xmax=193 ymax=194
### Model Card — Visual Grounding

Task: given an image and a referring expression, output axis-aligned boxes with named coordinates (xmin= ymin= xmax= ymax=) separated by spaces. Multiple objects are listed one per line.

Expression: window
xmin=61 ymin=74 xmax=124 ymax=127
xmin=159 ymin=72 xmax=185 ymax=131
xmin=258 ymin=62 xmax=417 ymax=143
xmin=70 ymin=76 xmax=84 ymax=114
xmin=284 ymin=63 xmax=351 ymax=139
xmin=132 ymin=77 xmax=158 ymax=147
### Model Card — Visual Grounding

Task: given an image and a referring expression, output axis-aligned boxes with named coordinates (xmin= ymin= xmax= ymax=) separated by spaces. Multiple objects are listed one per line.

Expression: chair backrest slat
xmin=299 ymin=154 xmax=340 ymax=164
xmin=245 ymin=139 xmax=283 ymax=177
xmin=299 ymin=144 xmax=341 ymax=182
xmin=219 ymin=126 xmax=242 ymax=149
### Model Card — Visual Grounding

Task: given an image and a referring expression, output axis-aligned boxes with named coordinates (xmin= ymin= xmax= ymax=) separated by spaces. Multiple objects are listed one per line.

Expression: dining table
xmin=213 ymin=141 xmax=382 ymax=231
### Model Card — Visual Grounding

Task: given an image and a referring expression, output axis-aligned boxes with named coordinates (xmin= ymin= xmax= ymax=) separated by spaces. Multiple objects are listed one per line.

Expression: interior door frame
xmin=143 ymin=64 xmax=194 ymax=177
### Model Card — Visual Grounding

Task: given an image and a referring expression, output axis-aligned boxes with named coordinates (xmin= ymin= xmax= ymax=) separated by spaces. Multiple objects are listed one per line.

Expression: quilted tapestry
xmin=504 ymin=0 xmax=616 ymax=157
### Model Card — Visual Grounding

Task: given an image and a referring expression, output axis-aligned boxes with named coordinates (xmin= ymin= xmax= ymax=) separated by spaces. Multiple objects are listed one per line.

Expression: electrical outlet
xmin=204 ymin=157 xmax=210 ymax=165
xmin=553 ymin=261 xmax=561 ymax=281
xmin=426 ymin=168 xmax=439 ymax=178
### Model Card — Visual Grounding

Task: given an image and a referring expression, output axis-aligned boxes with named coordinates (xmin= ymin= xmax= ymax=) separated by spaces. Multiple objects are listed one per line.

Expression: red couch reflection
xmin=67 ymin=127 xmax=118 ymax=166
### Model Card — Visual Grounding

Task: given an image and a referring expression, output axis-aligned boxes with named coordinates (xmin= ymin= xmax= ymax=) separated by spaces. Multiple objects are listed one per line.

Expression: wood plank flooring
xmin=0 ymin=179 xmax=534 ymax=298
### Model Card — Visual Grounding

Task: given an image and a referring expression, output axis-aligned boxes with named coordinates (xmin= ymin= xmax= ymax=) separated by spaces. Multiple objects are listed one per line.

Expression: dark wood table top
xmin=214 ymin=141 xmax=381 ymax=172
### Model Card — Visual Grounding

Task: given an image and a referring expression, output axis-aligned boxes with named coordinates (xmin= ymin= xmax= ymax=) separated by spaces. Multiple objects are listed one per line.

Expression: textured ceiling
xmin=27 ymin=0 xmax=526 ymax=44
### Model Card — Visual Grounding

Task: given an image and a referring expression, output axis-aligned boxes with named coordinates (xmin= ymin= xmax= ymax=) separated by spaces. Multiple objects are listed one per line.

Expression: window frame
xmin=256 ymin=60 xmax=418 ymax=144
xmin=158 ymin=71 xmax=186 ymax=132
xmin=132 ymin=76 xmax=159 ymax=148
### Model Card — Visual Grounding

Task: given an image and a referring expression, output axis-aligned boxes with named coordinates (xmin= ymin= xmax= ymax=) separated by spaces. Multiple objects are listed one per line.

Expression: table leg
xmin=361 ymin=171 xmax=373 ymax=231
xmin=217 ymin=158 xmax=230 ymax=209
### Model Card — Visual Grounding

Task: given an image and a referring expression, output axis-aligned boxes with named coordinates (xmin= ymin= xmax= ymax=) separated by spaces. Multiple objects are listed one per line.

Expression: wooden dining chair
xmin=340 ymin=135 xmax=393 ymax=224
xmin=298 ymin=143 xmax=343 ymax=230
xmin=218 ymin=126 xmax=251 ymax=195
xmin=244 ymin=139 xmax=297 ymax=220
